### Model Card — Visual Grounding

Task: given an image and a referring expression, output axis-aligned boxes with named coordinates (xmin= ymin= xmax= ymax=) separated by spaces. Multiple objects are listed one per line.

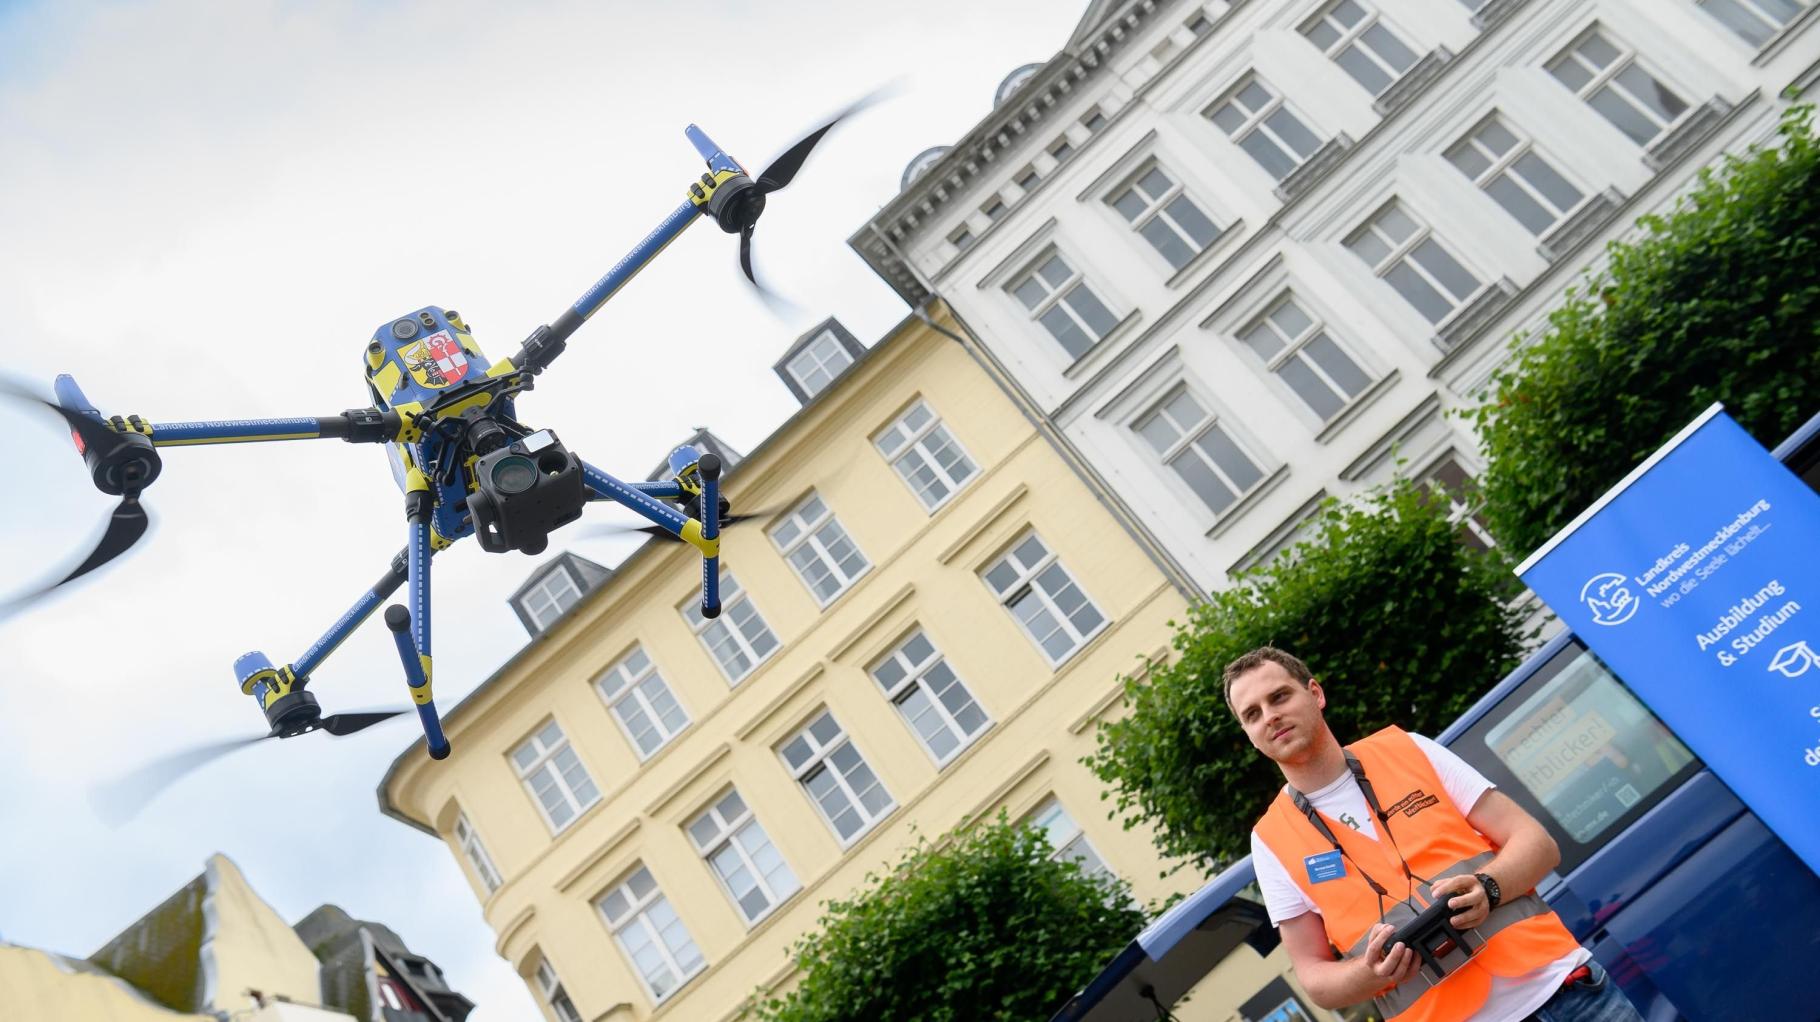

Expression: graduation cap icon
xmin=1766 ymin=640 xmax=1818 ymax=679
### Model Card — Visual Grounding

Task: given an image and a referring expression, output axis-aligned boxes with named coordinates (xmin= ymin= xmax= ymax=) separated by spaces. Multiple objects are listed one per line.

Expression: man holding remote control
xmin=1229 ymin=648 xmax=1644 ymax=1022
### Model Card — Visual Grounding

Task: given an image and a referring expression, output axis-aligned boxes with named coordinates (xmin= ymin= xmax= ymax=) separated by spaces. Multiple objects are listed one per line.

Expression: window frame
xmin=784 ymin=329 xmax=853 ymax=399
xmin=1696 ymin=0 xmax=1807 ymax=47
xmin=594 ymin=645 xmax=691 ymax=760
xmin=533 ymin=955 xmax=584 ymax=1022
xmin=510 ymin=719 xmax=600 ymax=834
xmin=681 ymin=568 xmax=779 ymax=684
xmin=1131 ymin=385 xmax=1271 ymax=518
xmin=1445 ymin=113 xmax=1586 ymax=236
xmin=1418 ymin=452 xmax=1498 ymax=550
xmin=687 ymin=788 xmax=800 ymax=926
xmin=870 ymin=628 xmax=991 ymax=766
xmin=1105 ymin=162 xmax=1224 ymax=271
xmin=778 ymin=709 xmax=896 ymax=846
xmin=1006 ymin=250 xmax=1122 ymax=362
xmin=1300 ymin=0 xmax=1420 ymax=97
xmin=1207 ymin=75 xmax=1326 ymax=183
xmin=1344 ymin=201 xmax=1484 ymax=325
xmin=1547 ymin=28 xmax=1690 ymax=147
xmin=1025 ymin=796 xmax=1115 ymax=883
xmin=1235 ymin=293 xmax=1376 ymax=425
xmin=597 ymin=865 xmax=707 ymax=1005
xmin=769 ymin=492 xmax=871 ymax=606
xmin=872 ymin=399 xmax=978 ymax=512
xmin=454 ymin=811 xmax=504 ymax=896
xmin=981 ymin=531 xmax=1108 ymax=667
xmin=520 ymin=567 xmax=582 ymax=632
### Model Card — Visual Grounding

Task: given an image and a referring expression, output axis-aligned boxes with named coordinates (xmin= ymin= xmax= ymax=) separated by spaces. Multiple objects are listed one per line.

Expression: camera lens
xmin=490 ymin=455 xmax=538 ymax=495
xmin=391 ymin=319 xmax=420 ymax=341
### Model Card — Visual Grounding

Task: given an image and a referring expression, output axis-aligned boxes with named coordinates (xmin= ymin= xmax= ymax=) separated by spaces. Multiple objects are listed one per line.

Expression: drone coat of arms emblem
xmin=402 ymin=330 xmax=471 ymax=389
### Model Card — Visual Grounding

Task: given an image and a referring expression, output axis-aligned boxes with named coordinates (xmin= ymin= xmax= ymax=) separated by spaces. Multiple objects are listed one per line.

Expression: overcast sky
xmin=0 ymin=1 xmax=1089 ymax=1016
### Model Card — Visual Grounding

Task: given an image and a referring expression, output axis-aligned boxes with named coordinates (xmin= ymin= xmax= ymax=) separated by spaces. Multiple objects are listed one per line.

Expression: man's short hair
xmin=1222 ymin=646 xmax=1313 ymax=715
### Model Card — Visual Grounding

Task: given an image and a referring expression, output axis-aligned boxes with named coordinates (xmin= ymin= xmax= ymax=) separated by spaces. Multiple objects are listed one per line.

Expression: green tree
xmin=1087 ymin=479 xmax=1530 ymax=871
xmin=744 ymin=813 xmax=1144 ymax=1022
xmin=1471 ymin=103 xmax=1819 ymax=558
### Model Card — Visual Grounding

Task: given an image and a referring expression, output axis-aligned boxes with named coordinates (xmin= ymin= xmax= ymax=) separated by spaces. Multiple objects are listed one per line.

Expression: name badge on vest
xmin=1304 ymin=850 xmax=1346 ymax=883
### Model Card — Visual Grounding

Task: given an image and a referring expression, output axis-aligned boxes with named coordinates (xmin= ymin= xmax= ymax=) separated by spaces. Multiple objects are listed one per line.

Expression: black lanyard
xmin=1286 ymin=752 xmax=1436 ymax=916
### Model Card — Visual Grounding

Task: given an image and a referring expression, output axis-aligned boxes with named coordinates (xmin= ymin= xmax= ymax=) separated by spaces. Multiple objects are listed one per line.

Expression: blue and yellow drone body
xmin=3 ymin=114 xmax=856 ymax=779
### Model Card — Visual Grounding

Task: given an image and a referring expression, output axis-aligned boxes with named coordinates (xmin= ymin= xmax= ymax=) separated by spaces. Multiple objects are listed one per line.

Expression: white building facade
xmin=854 ymin=0 xmax=1817 ymax=590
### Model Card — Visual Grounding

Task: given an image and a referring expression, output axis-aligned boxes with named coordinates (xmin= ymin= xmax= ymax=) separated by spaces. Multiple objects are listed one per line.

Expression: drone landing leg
xmin=389 ymin=489 xmax=449 ymax=759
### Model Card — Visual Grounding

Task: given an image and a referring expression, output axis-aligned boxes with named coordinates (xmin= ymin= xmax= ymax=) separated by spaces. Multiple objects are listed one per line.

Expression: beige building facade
xmin=379 ymin=307 xmax=1332 ymax=1021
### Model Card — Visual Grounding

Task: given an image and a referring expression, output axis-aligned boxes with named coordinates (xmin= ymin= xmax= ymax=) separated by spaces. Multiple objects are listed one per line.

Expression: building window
xmin=511 ymin=719 xmax=599 ymax=833
xmin=1015 ymin=167 xmax=1041 ymax=191
xmin=454 ymin=812 xmax=503 ymax=895
xmin=1209 ymin=77 xmax=1325 ymax=182
xmin=682 ymin=569 xmax=779 ymax=683
xmin=1699 ymin=0 xmax=1805 ymax=46
xmin=779 ymin=710 xmax=894 ymax=844
xmin=1186 ymin=11 xmax=1213 ymax=35
xmin=949 ymin=226 xmax=975 ymax=252
xmin=1345 ymin=202 xmax=1482 ymax=324
xmin=982 ymin=532 xmax=1106 ymax=665
xmin=687 ymin=789 xmax=800 ymax=925
xmin=983 ymin=197 xmax=1007 ymax=221
xmin=873 ymin=400 xmax=977 ymax=511
xmin=598 ymin=866 xmax=705 ymax=1003
xmin=871 ymin=629 xmax=990 ymax=765
xmin=1445 ymin=115 xmax=1584 ymax=236
xmin=770 ymin=492 xmax=870 ymax=605
xmin=1133 ymin=387 xmax=1267 ymax=516
xmin=533 ymin=956 xmax=583 ymax=1022
xmin=1108 ymin=166 xmax=1223 ymax=270
xmin=1025 ymin=797 xmax=1114 ymax=883
xmin=520 ymin=567 xmax=581 ymax=632
xmin=1049 ymin=137 xmax=1076 ymax=163
xmin=785 ymin=330 xmax=853 ymax=400
xmin=1301 ymin=0 xmax=1419 ymax=97
xmin=595 ymin=645 xmax=689 ymax=760
xmin=1238 ymin=296 xmax=1374 ymax=422
xmin=1081 ymin=107 xmax=1108 ymax=133
xmin=1419 ymin=454 xmax=1497 ymax=550
xmin=1547 ymin=30 xmax=1688 ymax=147
xmin=1009 ymin=253 xmax=1120 ymax=360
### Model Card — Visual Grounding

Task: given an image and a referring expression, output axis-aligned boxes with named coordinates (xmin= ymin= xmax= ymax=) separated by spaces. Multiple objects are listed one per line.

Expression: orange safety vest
xmin=1253 ymin=726 xmax=1582 ymax=1022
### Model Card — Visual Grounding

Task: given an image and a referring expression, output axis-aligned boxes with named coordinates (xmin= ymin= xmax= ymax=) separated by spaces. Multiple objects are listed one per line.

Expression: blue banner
xmin=1518 ymin=406 xmax=1820 ymax=877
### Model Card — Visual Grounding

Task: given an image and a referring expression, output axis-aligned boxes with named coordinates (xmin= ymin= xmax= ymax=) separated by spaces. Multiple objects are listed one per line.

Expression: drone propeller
xmin=735 ymin=88 xmax=893 ymax=310
xmin=90 ymin=708 xmax=407 ymax=825
xmin=580 ymin=509 xmax=775 ymax=543
xmin=0 ymin=380 xmax=158 ymax=621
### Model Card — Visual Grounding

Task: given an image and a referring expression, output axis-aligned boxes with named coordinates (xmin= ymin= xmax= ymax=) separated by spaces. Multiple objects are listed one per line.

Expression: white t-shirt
xmin=1250 ymin=733 xmax=1589 ymax=1022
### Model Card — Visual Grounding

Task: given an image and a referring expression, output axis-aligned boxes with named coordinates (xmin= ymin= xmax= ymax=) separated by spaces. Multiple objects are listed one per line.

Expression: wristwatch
xmin=1474 ymin=872 xmax=1502 ymax=911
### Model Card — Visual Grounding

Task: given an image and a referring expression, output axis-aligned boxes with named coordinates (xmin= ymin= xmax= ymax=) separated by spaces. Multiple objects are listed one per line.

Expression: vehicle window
xmin=1453 ymin=641 xmax=1700 ymax=871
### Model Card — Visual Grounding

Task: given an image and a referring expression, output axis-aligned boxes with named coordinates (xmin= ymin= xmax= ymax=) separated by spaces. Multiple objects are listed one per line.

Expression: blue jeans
xmin=1527 ymin=961 xmax=1645 ymax=1022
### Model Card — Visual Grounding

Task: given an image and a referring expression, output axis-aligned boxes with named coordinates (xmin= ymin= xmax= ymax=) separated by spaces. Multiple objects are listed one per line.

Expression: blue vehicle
xmin=1055 ymin=410 xmax=1820 ymax=1022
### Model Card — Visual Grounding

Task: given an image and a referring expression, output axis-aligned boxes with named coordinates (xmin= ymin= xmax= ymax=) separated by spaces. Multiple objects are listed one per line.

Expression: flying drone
xmin=2 ymin=109 xmax=862 ymax=794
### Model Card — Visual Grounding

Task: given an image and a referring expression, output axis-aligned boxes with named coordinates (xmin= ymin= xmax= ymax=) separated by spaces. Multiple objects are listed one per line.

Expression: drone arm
xmin=588 ymin=480 xmax=684 ymax=501
xmin=579 ymin=461 xmax=693 ymax=537
xmin=505 ymin=125 xmax=752 ymax=377
xmin=289 ymin=547 xmax=413 ymax=681
xmin=145 ymin=408 xmax=403 ymax=447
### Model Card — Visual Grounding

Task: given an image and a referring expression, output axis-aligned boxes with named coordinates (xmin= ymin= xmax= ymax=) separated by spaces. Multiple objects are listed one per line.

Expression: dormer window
xmin=519 ymin=567 xmax=580 ymax=632
xmin=785 ymin=330 xmax=853 ymax=399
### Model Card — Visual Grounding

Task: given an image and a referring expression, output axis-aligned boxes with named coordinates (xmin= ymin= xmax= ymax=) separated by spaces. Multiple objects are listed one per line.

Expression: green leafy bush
xmin=744 ymin=813 xmax=1144 ymax=1022
xmin=1086 ymin=480 xmax=1530 ymax=870
xmin=1472 ymin=104 xmax=1819 ymax=559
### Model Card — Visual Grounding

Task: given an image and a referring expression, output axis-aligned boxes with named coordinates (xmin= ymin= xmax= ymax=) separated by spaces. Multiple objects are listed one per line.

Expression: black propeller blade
xmin=735 ymin=87 xmax=893 ymax=310
xmin=90 ymin=708 xmax=408 ymax=825
xmin=0 ymin=380 xmax=158 ymax=621
xmin=580 ymin=511 xmax=774 ymax=543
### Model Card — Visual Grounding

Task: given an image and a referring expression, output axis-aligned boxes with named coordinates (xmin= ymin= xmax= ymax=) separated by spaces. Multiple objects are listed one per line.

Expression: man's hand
xmin=1432 ymin=874 xmax=1491 ymax=929
xmin=1362 ymin=922 xmax=1420 ymax=987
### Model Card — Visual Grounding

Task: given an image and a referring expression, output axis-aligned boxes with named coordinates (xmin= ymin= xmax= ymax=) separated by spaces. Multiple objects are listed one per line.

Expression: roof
xmin=377 ymin=303 xmax=951 ymax=835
